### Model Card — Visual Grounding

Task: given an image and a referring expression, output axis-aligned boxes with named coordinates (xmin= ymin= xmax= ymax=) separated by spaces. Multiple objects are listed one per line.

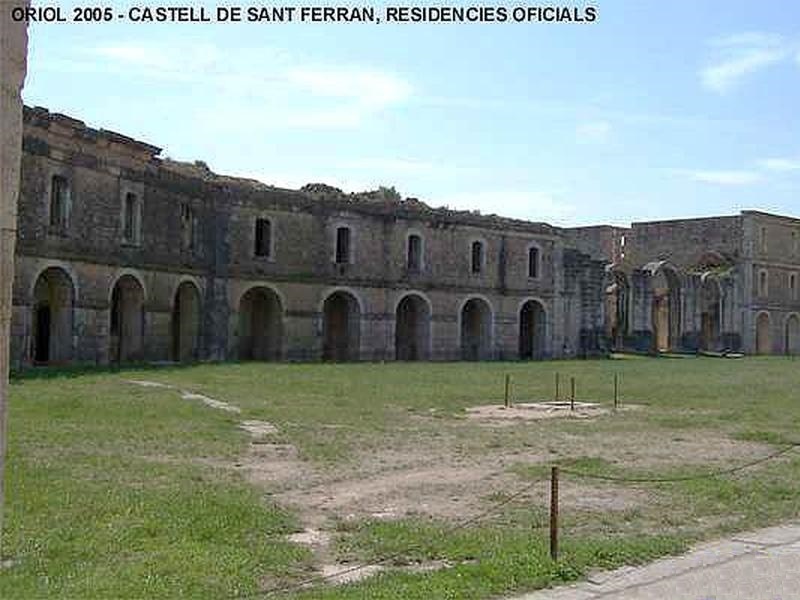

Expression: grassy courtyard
xmin=2 ymin=356 xmax=800 ymax=598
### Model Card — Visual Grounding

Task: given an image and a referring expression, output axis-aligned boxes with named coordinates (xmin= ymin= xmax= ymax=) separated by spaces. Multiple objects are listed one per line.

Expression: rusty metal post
xmin=550 ymin=466 xmax=559 ymax=561
xmin=504 ymin=374 xmax=510 ymax=408
xmin=614 ymin=373 xmax=619 ymax=410
xmin=570 ymin=377 xmax=575 ymax=410
xmin=554 ymin=372 xmax=560 ymax=401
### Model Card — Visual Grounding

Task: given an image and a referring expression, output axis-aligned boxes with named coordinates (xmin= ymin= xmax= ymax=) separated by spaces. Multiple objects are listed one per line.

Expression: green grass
xmin=2 ymin=357 xmax=800 ymax=598
xmin=1 ymin=375 xmax=308 ymax=599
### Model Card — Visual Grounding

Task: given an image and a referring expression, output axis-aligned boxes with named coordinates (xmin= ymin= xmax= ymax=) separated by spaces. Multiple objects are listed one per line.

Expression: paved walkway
xmin=513 ymin=523 xmax=800 ymax=600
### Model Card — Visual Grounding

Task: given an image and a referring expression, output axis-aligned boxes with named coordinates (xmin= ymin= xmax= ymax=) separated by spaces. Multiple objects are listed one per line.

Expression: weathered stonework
xmin=12 ymin=107 xmax=607 ymax=366
xmin=9 ymin=106 xmax=800 ymax=366
xmin=571 ymin=212 xmax=800 ymax=356
xmin=1 ymin=0 xmax=30 ymax=555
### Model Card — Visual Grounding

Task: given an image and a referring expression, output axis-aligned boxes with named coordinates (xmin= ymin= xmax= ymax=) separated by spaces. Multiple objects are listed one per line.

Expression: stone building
xmin=10 ymin=106 xmax=609 ymax=367
xmin=10 ymin=106 xmax=799 ymax=367
xmin=568 ymin=212 xmax=800 ymax=355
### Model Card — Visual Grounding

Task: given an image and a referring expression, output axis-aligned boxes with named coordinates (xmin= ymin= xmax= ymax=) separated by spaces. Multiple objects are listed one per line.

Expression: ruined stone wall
xmin=623 ymin=216 xmax=743 ymax=270
xmin=11 ymin=108 xmax=586 ymax=365
xmin=563 ymin=225 xmax=628 ymax=264
xmin=562 ymin=249 xmax=606 ymax=357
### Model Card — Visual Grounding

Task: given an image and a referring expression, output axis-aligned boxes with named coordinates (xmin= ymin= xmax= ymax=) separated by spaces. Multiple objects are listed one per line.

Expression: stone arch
xmin=322 ymin=290 xmax=361 ymax=361
xmin=785 ymin=313 xmax=800 ymax=355
xmin=108 ymin=269 xmax=148 ymax=304
xmin=238 ymin=286 xmax=284 ymax=361
xmin=394 ymin=292 xmax=432 ymax=361
xmin=699 ymin=275 xmax=722 ymax=351
xmin=695 ymin=251 xmax=726 ymax=269
xmin=519 ymin=298 xmax=546 ymax=360
xmin=172 ymin=281 xmax=202 ymax=362
xmin=30 ymin=266 xmax=76 ymax=364
xmin=109 ymin=274 xmax=145 ymax=363
xmin=756 ymin=311 xmax=771 ymax=355
xmin=460 ymin=296 xmax=493 ymax=360
xmin=604 ymin=268 xmax=629 ymax=350
xmin=647 ymin=262 xmax=681 ymax=352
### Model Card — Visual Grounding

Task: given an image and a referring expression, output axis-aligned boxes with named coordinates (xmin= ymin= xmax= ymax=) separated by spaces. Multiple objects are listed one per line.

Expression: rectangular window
xmin=791 ymin=273 xmax=798 ymax=300
xmin=123 ymin=192 xmax=138 ymax=243
xmin=759 ymin=270 xmax=769 ymax=297
xmin=793 ymin=231 xmax=798 ymax=258
xmin=181 ymin=203 xmax=196 ymax=251
xmin=528 ymin=246 xmax=539 ymax=278
xmin=471 ymin=241 xmax=484 ymax=274
xmin=50 ymin=175 xmax=69 ymax=229
xmin=335 ymin=227 xmax=351 ymax=264
xmin=760 ymin=226 xmax=768 ymax=254
xmin=254 ymin=218 xmax=272 ymax=258
xmin=407 ymin=234 xmax=422 ymax=271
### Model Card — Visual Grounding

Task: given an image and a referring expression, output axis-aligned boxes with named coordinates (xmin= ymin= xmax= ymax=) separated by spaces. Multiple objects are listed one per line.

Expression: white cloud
xmin=87 ymin=42 xmax=412 ymax=130
xmin=690 ymin=170 xmax=761 ymax=185
xmin=94 ymin=43 xmax=223 ymax=76
xmin=701 ymin=32 xmax=790 ymax=93
xmin=757 ymin=157 xmax=800 ymax=172
xmin=431 ymin=190 xmax=575 ymax=224
xmin=287 ymin=67 xmax=412 ymax=108
xmin=575 ymin=120 xmax=611 ymax=143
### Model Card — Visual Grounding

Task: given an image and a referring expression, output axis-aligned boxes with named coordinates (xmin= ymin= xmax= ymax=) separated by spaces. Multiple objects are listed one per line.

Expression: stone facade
xmin=10 ymin=106 xmax=799 ymax=367
xmin=11 ymin=107 xmax=608 ymax=367
xmin=2 ymin=0 xmax=30 ymax=553
xmin=571 ymin=212 xmax=800 ymax=356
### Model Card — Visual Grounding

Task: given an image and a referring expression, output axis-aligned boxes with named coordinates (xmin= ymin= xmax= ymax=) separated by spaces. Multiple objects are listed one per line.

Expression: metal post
xmin=570 ymin=377 xmax=575 ymax=410
xmin=614 ymin=373 xmax=619 ymax=410
xmin=550 ymin=466 xmax=559 ymax=561
xmin=504 ymin=374 xmax=510 ymax=408
xmin=555 ymin=372 xmax=560 ymax=401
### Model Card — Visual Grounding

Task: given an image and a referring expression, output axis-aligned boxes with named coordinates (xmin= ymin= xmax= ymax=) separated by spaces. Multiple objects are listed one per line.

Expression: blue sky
xmin=23 ymin=0 xmax=800 ymax=226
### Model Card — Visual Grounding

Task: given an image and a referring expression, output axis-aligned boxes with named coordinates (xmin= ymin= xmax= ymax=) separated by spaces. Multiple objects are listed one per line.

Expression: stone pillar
xmin=1 ymin=1 xmax=29 ymax=558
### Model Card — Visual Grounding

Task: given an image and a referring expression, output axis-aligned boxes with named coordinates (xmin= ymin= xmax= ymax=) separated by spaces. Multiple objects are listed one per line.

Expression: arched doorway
xmin=110 ymin=274 xmax=145 ymax=363
xmin=31 ymin=267 xmax=75 ymax=364
xmin=756 ymin=312 xmax=771 ymax=355
xmin=322 ymin=291 xmax=361 ymax=361
xmin=650 ymin=266 xmax=681 ymax=352
xmin=785 ymin=315 xmax=800 ymax=355
xmin=395 ymin=294 xmax=431 ymax=361
xmin=172 ymin=282 xmax=201 ymax=362
xmin=519 ymin=300 xmax=546 ymax=359
xmin=700 ymin=277 xmax=721 ymax=351
xmin=460 ymin=298 xmax=492 ymax=361
xmin=238 ymin=287 xmax=283 ymax=361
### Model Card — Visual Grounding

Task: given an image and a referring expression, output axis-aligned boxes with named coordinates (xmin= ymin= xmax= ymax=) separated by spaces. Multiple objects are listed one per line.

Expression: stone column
xmin=1 ymin=1 xmax=29 ymax=559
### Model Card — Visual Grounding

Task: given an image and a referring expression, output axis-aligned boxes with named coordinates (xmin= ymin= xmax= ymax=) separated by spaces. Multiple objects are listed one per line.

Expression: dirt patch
xmin=557 ymin=480 xmax=650 ymax=511
xmin=277 ymin=463 xmax=501 ymax=522
xmin=606 ymin=433 xmax=776 ymax=470
xmin=179 ymin=391 xmax=241 ymax=413
xmin=288 ymin=528 xmax=332 ymax=548
xmin=239 ymin=420 xmax=279 ymax=437
xmin=466 ymin=401 xmax=633 ymax=424
xmin=126 ymin=379 xmax=241 ymax=413
xmin=320 ymin=563 xmax=384 ymax=585
xmin=127 ymin=379 xmax=172 ymax=389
